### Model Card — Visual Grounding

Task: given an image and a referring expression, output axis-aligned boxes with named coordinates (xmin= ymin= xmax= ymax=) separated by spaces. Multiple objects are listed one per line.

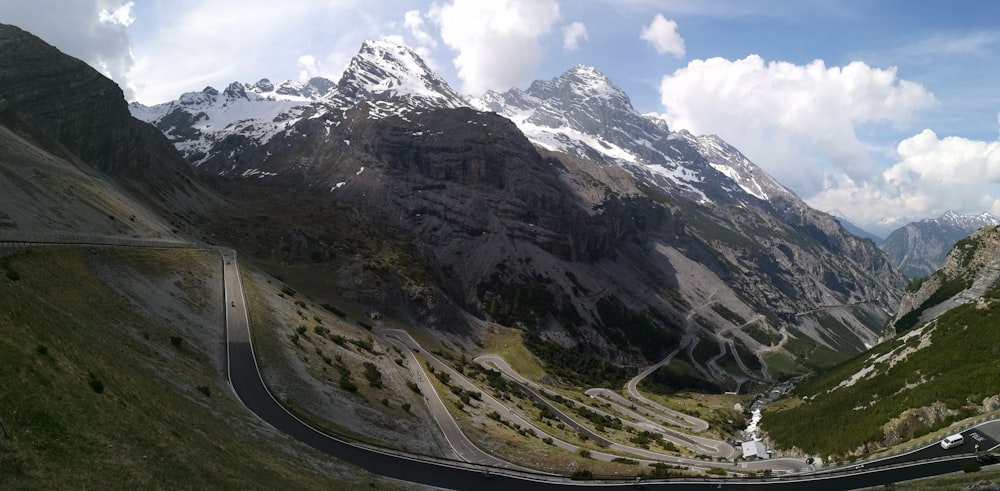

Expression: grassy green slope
xmin=0 ymin=246 xmax=403 ymax=489
xmin=762 ymin=286 xmax=1000 ymax=457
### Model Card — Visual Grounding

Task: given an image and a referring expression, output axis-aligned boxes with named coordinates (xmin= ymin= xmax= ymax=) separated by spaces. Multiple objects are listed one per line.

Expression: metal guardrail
xmin=0 ymin=232 xmax=192 ymax=249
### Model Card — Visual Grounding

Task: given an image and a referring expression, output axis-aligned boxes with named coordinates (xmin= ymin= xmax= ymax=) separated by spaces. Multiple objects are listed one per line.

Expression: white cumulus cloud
xmin=404 ymin=9 xmax=436 ymax=48
xmin=563 ymin=21 xmax=587 ymax=50
xmin=809 ymin=127 xmax=1000 ymax=230
xmin=656 ymin=55 xmax=937 ymax=202
xmin=429 ymin=0 xmax=561 ymax=95
xmin=124 ymin=0 xmax=377 ymax=104
xmin=640 ymin=13 xmax=684 ymax=57
xmin=99 ymin=0 xmax=135 ymax=27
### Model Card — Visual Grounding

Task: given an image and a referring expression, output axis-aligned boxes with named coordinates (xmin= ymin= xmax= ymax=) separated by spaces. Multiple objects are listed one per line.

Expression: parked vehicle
xmin=976 ymin=453 xmax=998 ymax=465
xmin=940 ymin=434 xmax=965 ymax=449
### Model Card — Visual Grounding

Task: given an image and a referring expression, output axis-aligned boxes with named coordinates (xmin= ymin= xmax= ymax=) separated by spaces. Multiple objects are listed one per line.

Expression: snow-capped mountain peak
xmin=470 ymin=64 xmax=801 ymax=208
xmin=129 ymin=38 xmax=802 ymax=212
xmin=246 ymin=77 xmax=336 ymax=100
xmin=934 ymin=210 xmax=998 ymax=228
xmin=337 ymin=38 xmax=467 ymax=109
xmin=539 ymin=64 xmax=628 ymax=103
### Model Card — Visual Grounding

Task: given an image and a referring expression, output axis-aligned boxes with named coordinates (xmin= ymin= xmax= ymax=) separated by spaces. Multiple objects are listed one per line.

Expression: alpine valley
xmin=10 ymin=22 xmax=1000 ymax=488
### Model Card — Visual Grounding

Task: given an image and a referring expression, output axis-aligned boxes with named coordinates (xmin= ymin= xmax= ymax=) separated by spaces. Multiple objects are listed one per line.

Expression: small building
xmin=741 ymin=440 xmax=769 ymax=460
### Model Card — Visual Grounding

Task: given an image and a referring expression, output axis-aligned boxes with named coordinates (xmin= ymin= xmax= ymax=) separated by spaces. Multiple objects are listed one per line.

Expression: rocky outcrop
xmin=892 ymin=226 xmax=1000 ymax=332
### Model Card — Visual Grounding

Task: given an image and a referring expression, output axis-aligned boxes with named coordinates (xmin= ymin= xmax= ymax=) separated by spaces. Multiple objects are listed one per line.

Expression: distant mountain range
xmin=880 ymin=211 xmax=999 ymax=279
xmin=127 ymin=38 xmax=904 ymax=385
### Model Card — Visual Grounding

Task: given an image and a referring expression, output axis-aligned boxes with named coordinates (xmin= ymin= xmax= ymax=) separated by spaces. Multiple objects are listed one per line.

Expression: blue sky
xmin=3 ymin=0 xmax=1000 ymax=234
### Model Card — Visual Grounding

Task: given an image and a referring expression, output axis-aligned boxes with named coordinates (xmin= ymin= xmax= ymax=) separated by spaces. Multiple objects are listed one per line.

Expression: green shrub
xmin=352 ymin=334 xmax=374 ymax=352
xmin=87 ymin=372 xmax=104 ymax=394
xmin=196 ymin=385 xmax=211 ymax=397
xmin=35 ymin=344 xmax=47 ymax=356
xmin=405 ymin=380 xmax=421 ymax=394
xmin=612 ymin=457 xmax=638 ymax=465
xmin=338 ymin=374 xmax=358 ymax=392
xmin=434 ymin=371 xmax=451 ymax=384
xmin=905 ymin=276 xmax=928 ymax=292
xmin=169 ymin=336 xmax=183 ymax=348
xmin=363 ymin=362 xmax=382 ymax=388
xmin=648 ymin=462 xmax=674 ymax=478
xmin=322 ymin=304 xmax=346 ymax=317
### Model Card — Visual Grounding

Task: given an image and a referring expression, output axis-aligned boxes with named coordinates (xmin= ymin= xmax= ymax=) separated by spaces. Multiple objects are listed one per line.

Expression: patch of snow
xmin=711 ymin=163 xmax=768 ymax=201
xmin=240 ymin=168 xmax=277 ymax=178
xmin=830 ymin=325 xmax=932 ymax=392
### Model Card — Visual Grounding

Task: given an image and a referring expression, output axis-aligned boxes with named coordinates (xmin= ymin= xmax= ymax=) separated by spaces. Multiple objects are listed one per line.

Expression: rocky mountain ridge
xmin=126 ymin=38 xmax=905 ymax=385
xmin=880 ymin=211 xmax=999 ymax=279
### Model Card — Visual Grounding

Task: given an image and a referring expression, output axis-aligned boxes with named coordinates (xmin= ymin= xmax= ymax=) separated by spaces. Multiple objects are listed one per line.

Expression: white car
xmin=940 ymin=434 xmax=965 ymax=449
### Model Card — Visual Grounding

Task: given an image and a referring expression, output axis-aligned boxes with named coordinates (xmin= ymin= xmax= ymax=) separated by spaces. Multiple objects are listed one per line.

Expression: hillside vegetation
xmin=0 ymin=246 xmax=405 ymax=489
xmin=762 ymin=282 xmax=1000 ymax=457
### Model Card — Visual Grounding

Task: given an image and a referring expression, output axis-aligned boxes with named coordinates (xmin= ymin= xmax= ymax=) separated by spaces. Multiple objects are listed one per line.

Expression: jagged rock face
xmin=892 ymin=225 xmax=1000 ymax=331
xmin=337 ymin=39 xmax=467 ymax=109
xmin=881 ymin=211 xmax=999 ymax=279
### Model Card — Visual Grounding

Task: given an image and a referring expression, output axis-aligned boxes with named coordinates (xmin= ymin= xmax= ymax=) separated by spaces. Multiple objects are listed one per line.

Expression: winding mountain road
xmin=624 ymin=337 xmax=712 ymax=433
xmin=181 ymin=245 xmax=1000 ymax=489
xmin=1 ymin=238 xmax=993 ymax=489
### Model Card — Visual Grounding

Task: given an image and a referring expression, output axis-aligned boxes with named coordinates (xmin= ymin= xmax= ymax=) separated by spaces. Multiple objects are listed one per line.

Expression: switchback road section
xmin=214 ymin=246 xmax=995 ymax=490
